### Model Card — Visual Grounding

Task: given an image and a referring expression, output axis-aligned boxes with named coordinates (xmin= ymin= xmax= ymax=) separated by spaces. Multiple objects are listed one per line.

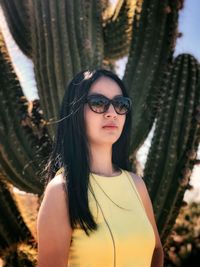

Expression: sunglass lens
xmin=113 ymin=97 xmax=131 ymax=114
xmin=88 ymin=96 xmax=108 ymax=113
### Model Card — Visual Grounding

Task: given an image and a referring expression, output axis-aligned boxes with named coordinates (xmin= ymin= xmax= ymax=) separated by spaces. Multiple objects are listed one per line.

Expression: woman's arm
xmin=130 ymin=173 xmax=164 ymax=267
xmin=36 ymin=174 xmax=72 ymax=267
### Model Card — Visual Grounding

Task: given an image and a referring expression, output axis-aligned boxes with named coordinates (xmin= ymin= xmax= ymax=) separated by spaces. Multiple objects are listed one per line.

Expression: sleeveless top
xmin=55 ymin=168 xmax=155 ymax=267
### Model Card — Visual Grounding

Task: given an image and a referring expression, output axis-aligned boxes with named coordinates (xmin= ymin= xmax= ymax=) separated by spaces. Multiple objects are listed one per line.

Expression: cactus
xmin=0 ymin=32 xmax=51 ymax=194
xmin=143 ymin=54 xmax=200 ymax=242
xmin=103 ymin=0 xmax=137 ymax=60
xmin=0 ymin=0 xmax=199 ymax=264
xmin=0 ymin=0 xmax=31 ymax=57
xmin=29 ymin=0 xmax=105 ymax=136
xmin=123 ymin=0 xmax=181 ymax=153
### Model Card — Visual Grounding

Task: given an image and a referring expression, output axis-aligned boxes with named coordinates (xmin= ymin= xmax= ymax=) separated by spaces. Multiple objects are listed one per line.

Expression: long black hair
xmin=43 ymin=69 xmax=132 ymax=235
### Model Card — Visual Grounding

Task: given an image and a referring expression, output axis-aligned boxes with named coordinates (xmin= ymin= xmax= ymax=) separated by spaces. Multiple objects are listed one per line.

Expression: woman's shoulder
xmin=37 ymin=169 xmax=72 ymax=264
xmin=46 ymin=167 xmax=65 ymax=186
xmin=44 ymin=169 xmax=64 ymax=186
xmin=38 ymin=169 xmax=69 ymax=227
xmin=41 ymin=168 xmax=66 ymax=202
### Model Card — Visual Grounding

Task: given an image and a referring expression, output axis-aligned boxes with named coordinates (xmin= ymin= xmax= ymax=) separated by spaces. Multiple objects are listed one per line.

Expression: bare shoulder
xmin=49 ymin=171 xmax=66 ymax=186
xmin=38 ymin=172 xmax=68 ymax=220
xmin=37 ymin=172 xmax=72 ymax=266
xmin=42 ymin=172 xmax=66 ymax=196
xmin=39 ymin=174 xmax=61 ymax=203
xmin=37 ymin=172 xmax=70 ymax=230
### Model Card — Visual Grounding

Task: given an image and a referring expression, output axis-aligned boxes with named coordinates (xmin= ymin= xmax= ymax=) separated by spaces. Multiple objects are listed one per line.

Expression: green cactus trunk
xmin=30 ymin=0 xmax=104 ymax=136
xmin=0 ymin=32 xmax=51 ymax=194
xmin=123 ymin=0 xmax=181 ymax=154
xmin=143 ymin=54 xmax=200 ymax=242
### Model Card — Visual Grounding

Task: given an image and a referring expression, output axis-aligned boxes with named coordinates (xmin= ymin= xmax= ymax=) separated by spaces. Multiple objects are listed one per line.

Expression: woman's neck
xmin=89 ymin=144 xmax=117 ymax=176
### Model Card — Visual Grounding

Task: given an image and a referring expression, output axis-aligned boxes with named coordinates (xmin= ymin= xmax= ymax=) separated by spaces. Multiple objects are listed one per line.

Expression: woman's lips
xmin=102 ymin=125 xmax=118 ymax=129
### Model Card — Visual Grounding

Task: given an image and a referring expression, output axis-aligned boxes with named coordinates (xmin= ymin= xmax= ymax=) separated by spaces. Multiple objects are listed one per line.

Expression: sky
xmin=0 ymin=0 xmax=199 ymax=201
xmin=174 ymin=0 xmax=200 ymax=61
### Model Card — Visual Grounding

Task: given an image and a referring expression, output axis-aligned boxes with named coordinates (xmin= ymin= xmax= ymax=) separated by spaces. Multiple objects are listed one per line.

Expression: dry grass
xmin=0 ymin=188 xmax=39 ymax=266
xmin=12 ymin=188 xmax=39 ymax=239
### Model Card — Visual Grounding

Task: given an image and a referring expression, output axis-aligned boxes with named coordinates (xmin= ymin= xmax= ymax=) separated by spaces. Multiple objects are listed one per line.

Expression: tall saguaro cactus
xmin=0 ymin=0 xmax=200 ymax=264
xmin=123 ymin=0 xmax=181 ymax=153
xmin=30 ymin=0 xmax=105 ymax=135
xmin=0 ymin=32 xmax=51 ymax=194
xmin=143 ymin=54 xmax=200 ymax=241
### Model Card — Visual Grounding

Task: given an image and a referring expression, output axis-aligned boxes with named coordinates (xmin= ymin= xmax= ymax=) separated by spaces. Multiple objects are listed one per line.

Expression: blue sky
xmin=175 ymin=0 xmax=200 ymax=61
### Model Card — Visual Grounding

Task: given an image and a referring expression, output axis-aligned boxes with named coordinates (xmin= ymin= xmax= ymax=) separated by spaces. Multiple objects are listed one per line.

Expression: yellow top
xmin=55 ymin=168 xmax=155 ymax=267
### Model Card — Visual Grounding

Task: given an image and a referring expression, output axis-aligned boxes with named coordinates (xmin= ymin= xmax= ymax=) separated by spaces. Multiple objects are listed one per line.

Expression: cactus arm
xmin=65 ymin=0 xmax=82 ymax=72
xmin=103 ymin=0 xmax=137 ymax=60
xmin=90 ymin=0 xmax=104 ymax=68
xmin=74 ymin=0 xmax=104 ymax=68
xmin=0 ymin=33 xmax=51 ymax=194
xmin=0 ymin=0 xmax=31 ymax=57
xmin=32 ymin=0 xmax=61 ymax=129
xmin=30 ymin=0 xmax=104 ymax=136
xmin=123 ymin=0 xmax=180 ymax=153
xmin=143 ymin=54 xmax=200 ymax=242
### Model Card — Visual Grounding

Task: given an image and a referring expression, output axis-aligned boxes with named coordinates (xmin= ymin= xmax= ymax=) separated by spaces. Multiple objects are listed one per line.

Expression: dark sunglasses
xmin=86 ymin=94 xmax=132 ymax=115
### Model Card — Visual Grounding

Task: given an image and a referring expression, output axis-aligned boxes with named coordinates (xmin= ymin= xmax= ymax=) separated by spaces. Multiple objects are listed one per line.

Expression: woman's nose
xmin=104 ymin=104 xmax=117 ymax=118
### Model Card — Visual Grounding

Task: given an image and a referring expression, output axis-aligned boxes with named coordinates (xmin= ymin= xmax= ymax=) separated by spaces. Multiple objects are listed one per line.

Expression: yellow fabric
xmin=55 ymin=167 xmax=65 ymax=176
xmin=56 ymin=168 xmax=155 ymax=267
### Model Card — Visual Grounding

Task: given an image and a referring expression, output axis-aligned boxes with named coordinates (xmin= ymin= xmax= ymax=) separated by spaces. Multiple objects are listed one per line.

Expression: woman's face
xmin=84 ymin=76 xmax=126 ymax=147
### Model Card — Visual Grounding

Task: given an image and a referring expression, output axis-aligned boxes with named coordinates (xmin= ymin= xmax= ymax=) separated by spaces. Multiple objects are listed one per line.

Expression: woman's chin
xmin=102 ymin=135 xmax=120 ymax=145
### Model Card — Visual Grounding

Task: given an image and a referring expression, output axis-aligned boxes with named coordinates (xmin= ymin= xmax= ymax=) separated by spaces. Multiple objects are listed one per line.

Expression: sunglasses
xmin=86 ymin=94 xmax=132 ymax=115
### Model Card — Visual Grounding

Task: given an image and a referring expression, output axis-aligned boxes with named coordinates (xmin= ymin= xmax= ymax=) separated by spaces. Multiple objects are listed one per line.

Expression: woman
xmin=37 ymin=69 xmax=164 ymax=267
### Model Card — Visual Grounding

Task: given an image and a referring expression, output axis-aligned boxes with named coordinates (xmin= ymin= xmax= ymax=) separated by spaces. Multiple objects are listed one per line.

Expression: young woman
xmin=37 ymin=69 xmax=164 ymax=267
